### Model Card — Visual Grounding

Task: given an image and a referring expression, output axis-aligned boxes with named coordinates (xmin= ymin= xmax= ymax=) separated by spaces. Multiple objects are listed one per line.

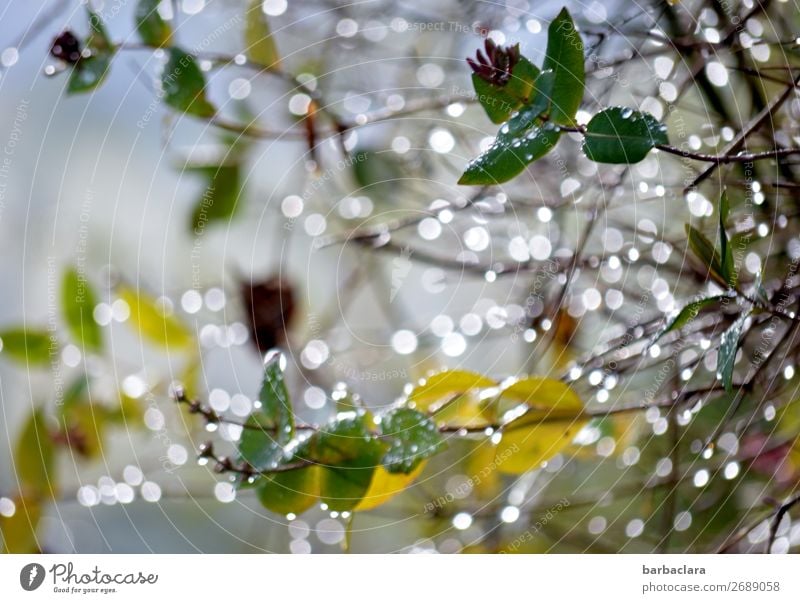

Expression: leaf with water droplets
xmin=380 ymin=408 xmax=445 ymax=474
xmin=655 ymin=295 xmax=727 ymax=341
xmin=256 ymin=462 xmax=319 ymax=514
xmin=542 ymin=8 xmax=584 ymax=125
xmin=718 ymin=190 xmax=737 ymax=286
xmin=718 ymin=311 xmax=749 ymax=392
xmin=582 ymin=107 xmax=668 ymax=164
xmin=354 ymin=463 xmax=426 ymax=511
xmin=303 ymin=413 xmax=386 ymax=511
xmin=67 ymin=9 xmax=115 ymax=94
xmin=257 ymin=352 xmax=295 ymax=441
xmin=408 ymin=369 xmax=496 ymax=411
xmin=494 ymin=377 xmax=587 ymax=474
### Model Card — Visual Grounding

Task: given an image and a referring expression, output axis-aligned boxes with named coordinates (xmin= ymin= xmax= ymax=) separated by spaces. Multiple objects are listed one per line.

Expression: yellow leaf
xmin=119 ymin=286 xmax=193 ymax=350
xmin=0 ymin=497 xmax=41 ymax=553
xmin=408 ymin=369 xmax=496 ymax=411
xmin=354 ymin=463 xmax=425 ymax=511
xmin=495 ymin=377 xmax=588 ymax=474
xmin=245 ymin=0 xmax=281 ymax=69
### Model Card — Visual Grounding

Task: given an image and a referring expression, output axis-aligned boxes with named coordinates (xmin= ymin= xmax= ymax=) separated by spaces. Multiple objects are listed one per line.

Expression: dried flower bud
xmin=50 ymin=30 xmax=82 ymax=64
xmin=467 ymin=39 xmax=521 ymax=86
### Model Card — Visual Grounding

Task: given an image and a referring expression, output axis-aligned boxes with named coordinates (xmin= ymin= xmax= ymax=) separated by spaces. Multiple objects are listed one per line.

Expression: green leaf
xmin=582 ymin=107 xmax=669 ymax=164
xmin=189 ymin=164 xmax=242 ymax=230
xmin=256 ymin=463 xmax=319 ymax=515
xmin=494 ymin=377 xmax=587 ymax=474
xmin=15 ymin=409 xmax=56 ymax=498
xmin=380 ymin=408 xmax=445 ymax=474
xmin=718 ymin=311 xmax=749 ymax=392
xmin=542 ymin=8 xmax=584 ymax=125
xmin=685 ymin=224 xmax=726 ymax=285
xmin=655 ymin=296 xmax=727 ymax=340
xmin=118 ymin=285 xmax=194 ymax=349
xmin=135 ymin=0 xmax=173 ymax=48
xmin=258 ymin=352 xmax=294 ymax=440
xmin=0 ymin=328 xmax=54 ymax=365
xmin=67 ymin=9 xmax=115 ymax=94
xmin=473 ymin=56 xmax=539 ymax=124
xmin=61 ymin=268 xmax=102 ymax=353
xmin=162 ymin=48 xmax=216 ymax=118
xmin=408 ymin=369 xmax=496 ymax=411
xmin=304 ymin=413 xmax=387 ymax=511
xmin=236 ymin=413 xmax=284 ymax=473
xmin=718 ymin=191 xmax=736 ymax=286
xmin=245 ymin=0 xmax=281 ymax=68
xmin=68 ymin=55 xmax=112 ymax=94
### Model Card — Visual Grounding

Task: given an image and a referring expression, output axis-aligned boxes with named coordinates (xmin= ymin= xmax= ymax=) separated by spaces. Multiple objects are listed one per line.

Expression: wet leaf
xmin=408 ymin=369 xmax=496 ymax=411
xmin=256 ymin=463 xmax=319 ymax=514
xmin=459 ymin=71 xmax=560 ymax=185
xmin=718 ymin=190 xmax=737 ymax=286
xmin=655 ymin=295 xmax=727 ymax=340
xmin=354 ymin=463 xmax=425 ymax=511
xmin=237 ymin=414 xmax=284 ymax=472
xmin=380 ymin=408 xmax=445 ymax=474
xmin=15 ymin=409 xmax=57 ymax=498
xmin=162 ymin=48 xmax=216 ymax=118
xmin=0 ymin=328 xmax=54 ymax=365
xmin=494 ymin=377 xmax=588 ymax=474
xmin=304 ymin=413 xmax=386 ymax=511
xmin=718 ymin=311 xmax=749 ymax=392
xmin=245 ymin=0 xmax=281 ymax=68
xmin=67 ymin=9 xmax=115 ymax=94
xmin=61 ymin=267 xmax=102 ymax=353
xmin=118 ymin=285 xmax=194 ymax=349
xmin=582 ymin=107 xmax=668 ymax=164
xmin=135 ymin=0 xmax=173 ymax=47
xmin=542 ymin=8 xmax=584 ymax=125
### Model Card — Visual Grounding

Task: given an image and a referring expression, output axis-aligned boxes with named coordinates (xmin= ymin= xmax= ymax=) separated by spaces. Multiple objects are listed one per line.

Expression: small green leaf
xmin=473 ymin=56 xmax=539 ymax=124
xmin=15 ymin=409 xmax=57 ymax=498
xmin=118 ymin=285 xmax=194 ymax=349
xmin=68 ymin=55 xmax=112 ymax=94
xmin=655 ymin=296 xmax=727 ymax=340
xmin=718 ymin=191 xmax=737 ymax=286
xmin=718 ymin=312 xmax=749 ymax=392
xmin=0 ymin=497 xmax=42 ymax=553
xmin=67 ymin=9 xmax=115 ymax=94
xmin=135 ymin=0 xmax=173 ymax=47
xmin=380 ymin=408 xmax=445 ymax=474
xmin=542 ymin=8 xmax=584 ymax=125
xmin=304 ymin=413 xmax=386 ymax=511
xmin=582 ymin=107 xmax=669 ymax=164
xmin=245 ymin=0 xmax=281 ymax=68
xmin=61 ymin=268 xmax=102 ymax=353
xmin=256 ymin=463 xmax=319 ymax=514
xmin=685 ymin=224 xmax=726 ymax=285
xmin=258 ymin=352 xmax=294 ymax=440
xmin=162 ymin=48 xmax=216 ymax=118
xmin=0 ymin=328 xmax=54 ymax=365
xmin=189 ymin=164 xmax=242 ymax=230
xmin=237 ymin=413 xmax=285 ymax=473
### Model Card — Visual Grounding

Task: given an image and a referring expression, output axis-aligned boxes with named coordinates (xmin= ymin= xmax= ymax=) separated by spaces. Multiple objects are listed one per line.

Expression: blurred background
xmin=1 ymin=0 xmax=800 ymax=553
